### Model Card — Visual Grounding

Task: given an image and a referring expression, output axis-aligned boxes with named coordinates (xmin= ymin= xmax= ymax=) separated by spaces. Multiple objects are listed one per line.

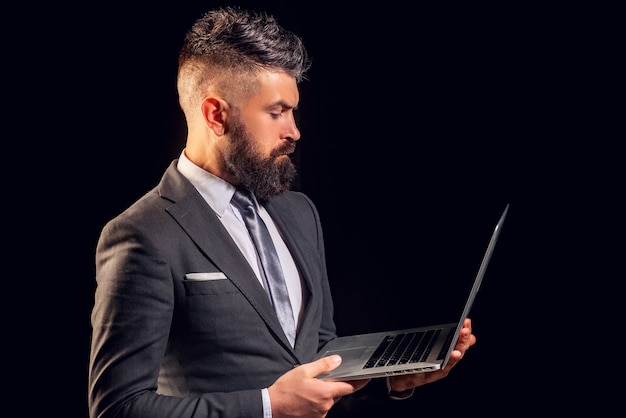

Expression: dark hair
xmin=178 ymin=6 xmax=310 ymax=82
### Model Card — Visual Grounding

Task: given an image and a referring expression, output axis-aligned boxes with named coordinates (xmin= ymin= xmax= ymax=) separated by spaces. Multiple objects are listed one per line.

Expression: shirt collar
xmin=176 ymin=150 xmax=237 ymax=217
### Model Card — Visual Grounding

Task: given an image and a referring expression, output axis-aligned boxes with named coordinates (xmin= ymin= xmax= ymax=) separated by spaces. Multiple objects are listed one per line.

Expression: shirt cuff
xmin=262 ymin=388 xmax=272 ymax=418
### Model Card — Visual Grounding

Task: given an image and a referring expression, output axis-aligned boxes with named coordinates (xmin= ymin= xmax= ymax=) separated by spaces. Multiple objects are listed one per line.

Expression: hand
xmin=388 ymin=318 xmax=477 ymax=392
xmin=268 ymin=355 xmax=370 ymax=418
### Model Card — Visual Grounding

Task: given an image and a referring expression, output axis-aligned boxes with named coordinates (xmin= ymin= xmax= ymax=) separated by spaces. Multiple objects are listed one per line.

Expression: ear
xmin=201 ymin=97 xmax=229 ymax=136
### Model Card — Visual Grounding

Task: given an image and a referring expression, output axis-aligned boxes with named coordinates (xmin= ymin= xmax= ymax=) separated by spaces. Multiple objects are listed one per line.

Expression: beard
xmin=223 ymin=116 xmax=297 ymax=202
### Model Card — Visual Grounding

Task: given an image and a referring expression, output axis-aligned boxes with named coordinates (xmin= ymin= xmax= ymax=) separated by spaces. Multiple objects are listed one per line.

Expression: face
xmin=222 ymin=71 xmax=302 ymax=201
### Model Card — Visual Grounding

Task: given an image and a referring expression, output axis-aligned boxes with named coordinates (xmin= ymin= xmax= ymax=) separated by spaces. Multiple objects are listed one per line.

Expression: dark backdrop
xmin=19 ymin=2 xmax=619 ymax=416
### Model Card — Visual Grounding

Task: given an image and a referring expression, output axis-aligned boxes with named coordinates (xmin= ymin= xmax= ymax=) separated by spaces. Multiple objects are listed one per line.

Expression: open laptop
xmin=314 ymin=204 xmax=509 ymax=381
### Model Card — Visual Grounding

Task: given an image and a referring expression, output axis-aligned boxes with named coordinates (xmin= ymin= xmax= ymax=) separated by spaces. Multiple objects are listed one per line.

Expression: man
xmin=88 ymin=7 xmax=476 ymax=418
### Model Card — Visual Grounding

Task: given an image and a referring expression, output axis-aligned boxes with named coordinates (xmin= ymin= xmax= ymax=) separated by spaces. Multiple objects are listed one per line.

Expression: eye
xmin=270 ymin=111 xmax=284 ymax=119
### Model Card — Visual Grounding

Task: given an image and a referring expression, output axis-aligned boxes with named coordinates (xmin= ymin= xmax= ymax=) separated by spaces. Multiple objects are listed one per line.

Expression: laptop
xmin=314 ymin=204 xmax=509 ymax=381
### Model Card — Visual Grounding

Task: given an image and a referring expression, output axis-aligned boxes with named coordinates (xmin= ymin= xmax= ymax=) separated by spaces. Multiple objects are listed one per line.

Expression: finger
xmin=464 ymin=317 xmax=472 ymax=329
xmin=326 ymin=379 xmax=369 ymax=398
xmin=306 ymin=355 xmax=343 ymax=378
xmin=345 ymin=378 xmax=370 ymax=392
xmin=460 ymin=328 xmax=476 ymax=349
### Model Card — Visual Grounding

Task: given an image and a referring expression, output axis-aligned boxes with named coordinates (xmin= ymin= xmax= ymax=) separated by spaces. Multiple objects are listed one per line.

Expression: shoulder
xmin=271 ymin=190 xmax=316 ymax=208
xmin=99 ymin=161 xmax=190 ymax=237
xmin=267 ymin=190 xmax=320 ymax=220
xmin=264 ymin=191 xmax=325 ymax=246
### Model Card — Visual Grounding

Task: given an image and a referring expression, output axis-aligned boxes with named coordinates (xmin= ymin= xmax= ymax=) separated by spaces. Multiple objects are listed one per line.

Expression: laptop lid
xmin=315 ymin=204 xmax=509 ymax=381
xmin=438 ymin=203 xmax=508 ymax=369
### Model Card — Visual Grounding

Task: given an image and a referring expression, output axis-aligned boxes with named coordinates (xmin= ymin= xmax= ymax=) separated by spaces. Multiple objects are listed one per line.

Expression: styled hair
xmin=177 ymin=7 xmax=310 ymax=113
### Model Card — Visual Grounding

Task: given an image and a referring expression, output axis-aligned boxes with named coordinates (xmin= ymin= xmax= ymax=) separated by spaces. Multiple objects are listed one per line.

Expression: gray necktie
xmin=231 ymin=188 xmax=296 ymax=346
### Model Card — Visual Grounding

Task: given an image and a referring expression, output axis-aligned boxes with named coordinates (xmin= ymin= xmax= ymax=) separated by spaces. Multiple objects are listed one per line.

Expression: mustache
xmin=272 ymin=141 xmax=296 ymax=158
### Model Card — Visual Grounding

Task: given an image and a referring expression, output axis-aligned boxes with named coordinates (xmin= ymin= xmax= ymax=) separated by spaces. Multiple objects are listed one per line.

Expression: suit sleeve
xmin=89 ymin=217 xmax=264 ymax=418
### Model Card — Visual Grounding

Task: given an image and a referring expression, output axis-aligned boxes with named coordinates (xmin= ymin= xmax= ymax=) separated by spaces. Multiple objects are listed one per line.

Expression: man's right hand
xmin=268 ymin=355 xmax=370 ymax=418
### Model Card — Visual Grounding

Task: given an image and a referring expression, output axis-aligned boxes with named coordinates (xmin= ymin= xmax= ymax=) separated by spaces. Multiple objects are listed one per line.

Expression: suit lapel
xmin=265 ymin=200 xmax=317 ymax=297
xmin=159 ymin=163 xmax=295 ymax=352
xmin=265 ymin=197 xmax=325 ymax=353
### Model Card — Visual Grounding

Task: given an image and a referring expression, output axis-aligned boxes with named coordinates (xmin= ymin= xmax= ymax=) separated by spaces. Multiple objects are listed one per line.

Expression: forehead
xmin=246 ymin=70 xmax=300 ymax=108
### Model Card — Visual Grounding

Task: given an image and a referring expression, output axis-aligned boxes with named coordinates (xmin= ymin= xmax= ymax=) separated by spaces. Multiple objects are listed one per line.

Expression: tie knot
xmin=232 ymin=188 xmax=255 ymax=209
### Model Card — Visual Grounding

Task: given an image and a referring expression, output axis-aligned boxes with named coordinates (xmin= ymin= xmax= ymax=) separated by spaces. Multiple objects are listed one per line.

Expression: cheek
xmin=249 ymin=121 xmax=280 ymax=151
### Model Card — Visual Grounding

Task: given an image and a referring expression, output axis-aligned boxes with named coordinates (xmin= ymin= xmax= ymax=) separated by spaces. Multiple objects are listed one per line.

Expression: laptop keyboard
xmin=363 ymin=329 xmax=441 ymax=369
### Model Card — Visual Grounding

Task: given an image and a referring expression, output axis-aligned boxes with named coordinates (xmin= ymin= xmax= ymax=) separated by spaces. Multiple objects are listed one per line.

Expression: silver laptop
xmin=315 ymin=204 xmax=509 ymax=381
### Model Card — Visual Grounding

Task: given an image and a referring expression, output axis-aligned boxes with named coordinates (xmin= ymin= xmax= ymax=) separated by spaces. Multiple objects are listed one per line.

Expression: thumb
xmin=307 ymin=355 xmax=342 ymax=378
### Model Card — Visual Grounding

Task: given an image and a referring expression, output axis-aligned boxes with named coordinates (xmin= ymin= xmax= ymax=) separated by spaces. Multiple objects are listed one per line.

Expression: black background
xmin=15 ymin=1 xmax=620 ymax=416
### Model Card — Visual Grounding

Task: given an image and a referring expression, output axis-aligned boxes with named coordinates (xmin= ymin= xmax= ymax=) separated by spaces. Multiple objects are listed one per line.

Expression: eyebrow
xmin=268 ymin=100 xmax=298 ymax=111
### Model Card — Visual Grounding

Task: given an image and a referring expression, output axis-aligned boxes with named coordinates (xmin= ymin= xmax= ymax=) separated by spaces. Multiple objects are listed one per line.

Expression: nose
xmin=284 ymin=114 xmax=301 ymax=142
xmin=288 ymin=126 xmax=301 ymax=142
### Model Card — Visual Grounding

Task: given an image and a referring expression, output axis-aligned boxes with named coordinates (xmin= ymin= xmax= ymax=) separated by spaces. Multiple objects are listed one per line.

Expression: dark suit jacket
xmin=89 ymin=160 xmax=338 ymax=417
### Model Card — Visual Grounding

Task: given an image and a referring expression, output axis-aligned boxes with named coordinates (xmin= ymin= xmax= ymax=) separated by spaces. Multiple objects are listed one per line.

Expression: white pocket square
xmin=185 ymin=272 xmax=228 ymax=281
